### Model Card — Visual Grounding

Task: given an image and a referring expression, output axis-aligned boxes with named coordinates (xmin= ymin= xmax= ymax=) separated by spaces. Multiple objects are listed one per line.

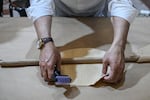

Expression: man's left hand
xmin=102 ymin=45 xmax=125 ymax=83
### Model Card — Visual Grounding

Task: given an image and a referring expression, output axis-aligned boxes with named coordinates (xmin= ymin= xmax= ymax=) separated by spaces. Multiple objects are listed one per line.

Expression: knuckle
xmin=47 ymin=63 xmax=53 ymax=67
xmin=39 ymin=62 xmax=46 ymax=67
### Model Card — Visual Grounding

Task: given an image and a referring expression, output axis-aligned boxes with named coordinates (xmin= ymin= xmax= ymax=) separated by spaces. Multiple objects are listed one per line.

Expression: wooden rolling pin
xmin=0 ymin=56 xmax=139 ymax=67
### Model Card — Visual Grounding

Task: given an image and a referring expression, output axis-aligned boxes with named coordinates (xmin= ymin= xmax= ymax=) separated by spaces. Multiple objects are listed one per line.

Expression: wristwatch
xmin=37 ymin=37 xmax=54 ymax=49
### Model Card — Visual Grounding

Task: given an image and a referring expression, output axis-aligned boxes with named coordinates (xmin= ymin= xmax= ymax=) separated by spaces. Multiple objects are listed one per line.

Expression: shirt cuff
xmin=26 ymin=6 xmax=54 ymax=22
xmin=108 ymin=1 xmax=139 ymax=23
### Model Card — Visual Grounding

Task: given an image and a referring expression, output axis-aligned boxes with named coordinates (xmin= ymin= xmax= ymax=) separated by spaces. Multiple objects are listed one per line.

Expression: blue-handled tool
xmin=51 ymin=66 xmax=71 ymax=85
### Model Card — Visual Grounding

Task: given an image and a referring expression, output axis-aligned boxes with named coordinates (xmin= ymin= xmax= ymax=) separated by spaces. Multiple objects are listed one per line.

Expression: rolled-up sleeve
xmin=108 ymin=0 xmax=139 ymax=23
xmin=26 ymin=0 xmax=54 ymax=22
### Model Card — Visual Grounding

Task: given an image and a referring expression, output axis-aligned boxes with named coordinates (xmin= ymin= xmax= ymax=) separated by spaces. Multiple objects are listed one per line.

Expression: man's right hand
xmin=39 ymin=42 xmax=61 ymax=81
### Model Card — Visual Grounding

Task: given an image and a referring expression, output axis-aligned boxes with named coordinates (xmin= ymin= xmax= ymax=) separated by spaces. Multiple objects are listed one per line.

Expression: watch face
xmin=37 ymin=39 xmax=44 ymax=49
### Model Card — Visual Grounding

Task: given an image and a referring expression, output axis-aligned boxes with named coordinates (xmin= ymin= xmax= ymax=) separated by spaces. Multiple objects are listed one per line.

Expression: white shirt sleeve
xmin=108 ymin=0 xmax=139 ymax=23
xmin=26 ymin=0 xmax=54 ymax=22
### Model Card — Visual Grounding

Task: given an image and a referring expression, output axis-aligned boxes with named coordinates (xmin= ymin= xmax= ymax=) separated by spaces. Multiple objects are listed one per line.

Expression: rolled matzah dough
xmin=60 ymin=48 xmax=106 ymax=86
xmin=61 ymin=64 xmax=104 ymax=86
xmin=137 ymin=44 xmax=150 ymax=62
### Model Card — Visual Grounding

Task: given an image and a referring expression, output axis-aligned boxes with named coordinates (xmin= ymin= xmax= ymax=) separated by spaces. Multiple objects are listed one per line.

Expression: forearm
xmin=110 ymin=16 xmax=130 ymax=52
xmin=34 ymin=15 xmax=52 ymax=39
xmin=33 ymin=15 xmax=61 ymax=81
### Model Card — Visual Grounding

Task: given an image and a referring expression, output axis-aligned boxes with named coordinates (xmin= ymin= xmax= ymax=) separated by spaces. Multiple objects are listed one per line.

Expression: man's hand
xmin=33 ymin=16 xmax=61 ymax=81
xmin=39 ymin=42 xmax=61 ymax=81
xmin=102 ymin=45 xmax=125 ymax=83
xmin=102 ymin=16 xmax=130 ymax=83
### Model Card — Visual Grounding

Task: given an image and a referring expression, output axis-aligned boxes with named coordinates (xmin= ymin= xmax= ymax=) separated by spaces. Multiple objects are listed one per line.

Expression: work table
xmin=0 ymin=17 xmax=150 ymax=100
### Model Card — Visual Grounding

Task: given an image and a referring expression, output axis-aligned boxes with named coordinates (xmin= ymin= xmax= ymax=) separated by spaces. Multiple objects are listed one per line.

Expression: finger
xmin=39 ymin=61 xmax=46 ymax=77
xmin=41 ymin=62 xmax=48 ymax=81
xmin=102 ymin=60 xmax=108 ymax=75
xmin=47 ymin=66 xmax=54 ymax=80
xmin=46 ymin=57 xmax=56 ymax=79
xmin=39 ymin=65 xmax=43 ymax=77
xmin=103 ymin=69 xmax=114 ymax=82
xmin=103 ymin=64 xmax=117 ymax=83
xmin=41 ymin=63 xmax=49 ymax=81
xmin=43 ymin=69 xmax=49 ymax=81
